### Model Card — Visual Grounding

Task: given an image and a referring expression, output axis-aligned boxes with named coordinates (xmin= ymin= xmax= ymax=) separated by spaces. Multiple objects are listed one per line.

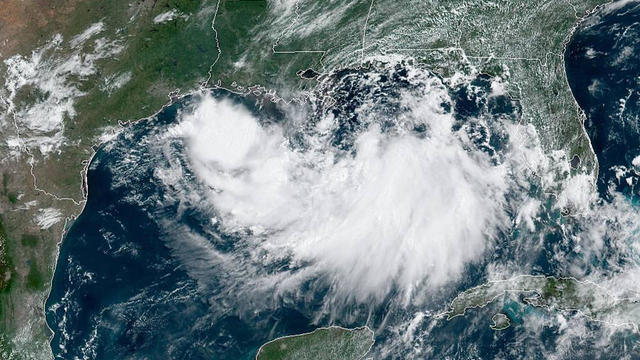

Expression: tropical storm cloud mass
xmin=4 ymin=1 xmax=640 ymax=359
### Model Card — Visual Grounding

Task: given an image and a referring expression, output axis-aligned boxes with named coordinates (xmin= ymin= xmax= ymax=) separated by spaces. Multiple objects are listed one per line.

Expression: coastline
xmin=37 ymin=0 xmax=616 ymax=357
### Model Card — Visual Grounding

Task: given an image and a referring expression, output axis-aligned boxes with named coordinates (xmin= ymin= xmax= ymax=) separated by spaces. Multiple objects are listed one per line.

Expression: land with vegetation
xmin=446 ymin=275 xmax=640 ymax=331
xmin=256 ymin=326 xmax=374 ymax=360
xmin=0 ymin=0 xmax=612 ymax=358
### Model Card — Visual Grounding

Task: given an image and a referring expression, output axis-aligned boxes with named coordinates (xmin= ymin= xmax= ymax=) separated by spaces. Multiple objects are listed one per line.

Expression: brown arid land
xmin=0 ymin=0 xmax=615 ymax=358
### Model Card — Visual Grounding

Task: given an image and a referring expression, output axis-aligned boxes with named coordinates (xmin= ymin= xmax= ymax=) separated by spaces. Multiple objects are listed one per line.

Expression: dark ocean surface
xmin=46 ymin=2 xmax=640 ymax=358
xmin=566 ymin=1 xmax=640 ymax=198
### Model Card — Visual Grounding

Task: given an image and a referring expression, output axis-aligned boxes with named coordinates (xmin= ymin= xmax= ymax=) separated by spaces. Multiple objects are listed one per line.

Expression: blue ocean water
xmin=46 ymin=93 xmax=322 ymax=359
xmin=45 ymin=2 xmax=640 ymax=359
xmin=566 ymin=1 xmax=640 ymax=198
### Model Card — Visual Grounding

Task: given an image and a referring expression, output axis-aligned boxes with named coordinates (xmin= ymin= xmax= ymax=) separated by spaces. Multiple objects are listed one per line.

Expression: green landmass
xmin=256 ymin=326 xmax=374 ymax=360
xmin=0 ymin=0 xmax=221 ymax=357
xmin=0 ymin=0 xmax=615 ymax=358
xmin=446 ymin=275 xmax=640 ymax=331
xmin=207 ymin=0 xmax=610 ymax=170
xmin=490 ymin=313 xmax=511 ymax=331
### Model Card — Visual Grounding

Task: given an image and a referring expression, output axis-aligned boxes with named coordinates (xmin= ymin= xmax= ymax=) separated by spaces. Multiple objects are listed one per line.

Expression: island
xmin=445 ymin=275 xmax=640 ymax=332
xmin=0 ymin=0 xmax=615 ymax=357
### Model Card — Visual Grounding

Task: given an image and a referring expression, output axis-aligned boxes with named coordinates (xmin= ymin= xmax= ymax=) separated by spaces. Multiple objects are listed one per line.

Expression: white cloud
xmin=516 ymin=197 xmax=541 ymax=231
xmin=489 ymin=78 xmax=507 ymax=97
xmin=3 ymin=30 xmax=124 ymax=156
xmin=35 ymin=207 xmax=63 ymax=229
xmin=70 ymin=22 xmax=105 ymax=48
xmin=612 ymin=46 xmax=634 ymax=66
xmin=552 ymin=172 xmax=640 ymax=278
xmin=588 ymin=79 xmax=603 ymax=97
xmin=153 ymin=10 xmax=188 ymax=24
xmin=96 ymin=125 xmax=123 ymax=145
xmin=602 ymin=0 xmax=639 ymax=14
xmin=555 ymin=173 xmax=597 ymax=213
xmin=167 ymin=81 xmax=545 ymax=302
xmin=100 ymin=71 xmax=132 ymax=95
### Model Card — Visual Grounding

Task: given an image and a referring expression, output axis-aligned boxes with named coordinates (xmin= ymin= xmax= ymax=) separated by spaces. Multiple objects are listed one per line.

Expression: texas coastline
xmin=41 ymin=0 xmax=624 ymax=358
